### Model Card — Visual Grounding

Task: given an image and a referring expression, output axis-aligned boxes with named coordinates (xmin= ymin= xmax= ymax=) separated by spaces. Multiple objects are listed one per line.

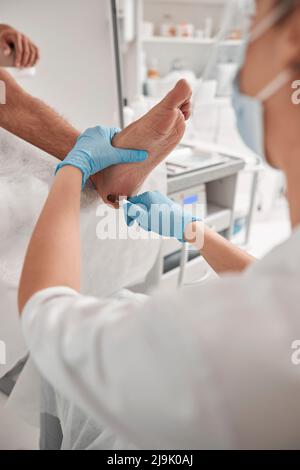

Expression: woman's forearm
xmin=18 ymin=124 xmax=149 ymax=313
xmin=185 ymin=222 xmax=255 ymax=274
xmin=18 ymin=166 xmax=82 ymax=312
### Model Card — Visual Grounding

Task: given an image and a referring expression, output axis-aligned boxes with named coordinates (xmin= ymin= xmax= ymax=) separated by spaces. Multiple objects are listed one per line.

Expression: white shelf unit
xmin=143 ymin=36 xmax=215 ymax=45
xmin=143 ymin=0 xmax=226 ymax=4
xmin=123 ymin=0 xmax=232 ymax=102
xmin=120 ymin=0 xmax=243 ymax=102
xmin=142 ymin=36 xmax=242 ymax=46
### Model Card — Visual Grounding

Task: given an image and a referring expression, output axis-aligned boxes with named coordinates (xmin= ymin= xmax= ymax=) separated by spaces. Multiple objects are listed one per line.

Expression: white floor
xmin=0 ymin=391 xmax=39 ymax=450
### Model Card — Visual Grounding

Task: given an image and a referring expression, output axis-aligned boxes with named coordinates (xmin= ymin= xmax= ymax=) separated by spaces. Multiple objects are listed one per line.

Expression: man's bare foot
xmin=92 ymin=79 xmax=192 ymax=207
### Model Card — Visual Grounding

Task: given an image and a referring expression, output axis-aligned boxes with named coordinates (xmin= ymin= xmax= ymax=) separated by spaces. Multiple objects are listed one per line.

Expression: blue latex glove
xmin=55 ymin=126 xmax=148 ymax=188
xmin=124 ymin=191 xmax=200 ymax=243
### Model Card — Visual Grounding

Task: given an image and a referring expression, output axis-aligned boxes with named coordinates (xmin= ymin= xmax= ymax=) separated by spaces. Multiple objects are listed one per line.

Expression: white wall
xmin=1 ymin=0 xmax=121 ymax=130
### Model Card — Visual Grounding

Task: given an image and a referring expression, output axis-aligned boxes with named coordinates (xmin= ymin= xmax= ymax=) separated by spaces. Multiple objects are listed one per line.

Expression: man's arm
xmin=0 ymin=68 xmax=79 ymax=159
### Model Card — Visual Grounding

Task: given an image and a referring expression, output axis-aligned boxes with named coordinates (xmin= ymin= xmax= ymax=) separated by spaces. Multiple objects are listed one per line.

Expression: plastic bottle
xmin=147 ymin=58 xmax=160 ymax=79
xmin=204 ymin=17 xmax=213 ymax=39
xmin=131 ymin=95 xmax=148 ymax=119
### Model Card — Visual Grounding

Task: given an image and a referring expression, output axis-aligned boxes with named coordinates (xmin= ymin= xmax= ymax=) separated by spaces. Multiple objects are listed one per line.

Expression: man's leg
xmin=0 ymin=69 xmax=191 ymax=203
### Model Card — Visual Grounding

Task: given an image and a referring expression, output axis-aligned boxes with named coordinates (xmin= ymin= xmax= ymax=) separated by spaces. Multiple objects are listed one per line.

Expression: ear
xmin=279 ymin=7 xmax=300 ymax=68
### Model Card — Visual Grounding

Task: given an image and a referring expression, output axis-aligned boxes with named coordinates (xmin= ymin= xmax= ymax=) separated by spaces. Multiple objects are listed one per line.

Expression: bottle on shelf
xmin=131 ymin=95 xmax=148 ymax=119
xmin=160 ymin=14 xmax=177 ymax=37
xmin=204 ymin=17 xmax=213 ymax=39
xmin=147 ymin=58 xmax=160 ymax=79
xmin=177 ymin=22 xmax=195 ymax=38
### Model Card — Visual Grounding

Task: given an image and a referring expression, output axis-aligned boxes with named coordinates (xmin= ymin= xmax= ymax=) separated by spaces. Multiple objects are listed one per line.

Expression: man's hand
xmin=0 ymin=24 xmax=39 ymax=68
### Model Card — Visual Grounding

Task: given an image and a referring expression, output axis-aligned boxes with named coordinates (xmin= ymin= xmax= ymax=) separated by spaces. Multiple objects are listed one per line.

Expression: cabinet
xmin=119 ymin=0 xmax=244 ymax=103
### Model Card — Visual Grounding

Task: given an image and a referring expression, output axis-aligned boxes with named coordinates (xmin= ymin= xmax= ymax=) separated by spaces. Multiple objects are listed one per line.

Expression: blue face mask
xmin=232 ymin=70 xmax=291 ymax=162
xmin=232 ymin=3 xmax=292 ymax=164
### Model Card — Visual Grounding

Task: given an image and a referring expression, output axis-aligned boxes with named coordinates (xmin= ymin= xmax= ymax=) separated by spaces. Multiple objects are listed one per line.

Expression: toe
xmin=107 ymin=194 xmax=120 ymax=208
xmin=163 ymin=79 xmax=192 ymax=110
xmin=180 ymin=101 xmax=192 ymax=120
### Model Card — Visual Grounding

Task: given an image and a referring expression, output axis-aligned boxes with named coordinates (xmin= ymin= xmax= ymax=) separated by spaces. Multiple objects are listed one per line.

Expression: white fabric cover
xmin=0 ymin=128 xmax=166 ymax=377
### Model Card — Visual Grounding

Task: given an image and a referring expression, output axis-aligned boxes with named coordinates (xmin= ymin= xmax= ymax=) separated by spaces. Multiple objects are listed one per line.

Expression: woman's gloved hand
xmin=55 ymin=126 xmax=148 ymax=188
xmin=123 ymin=191 xmax=200 ymax=243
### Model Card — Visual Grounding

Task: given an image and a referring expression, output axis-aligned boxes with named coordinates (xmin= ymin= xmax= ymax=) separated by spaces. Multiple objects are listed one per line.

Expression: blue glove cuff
xmin=55 ymin=127 xmax=122 ymax=189
xmin=55 ymin=149 xmax=93 ymax=189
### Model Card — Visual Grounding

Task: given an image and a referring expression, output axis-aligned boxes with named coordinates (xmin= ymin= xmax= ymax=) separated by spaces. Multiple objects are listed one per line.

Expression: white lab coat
xmin=21 ymin=226 xmax=300 ymax=450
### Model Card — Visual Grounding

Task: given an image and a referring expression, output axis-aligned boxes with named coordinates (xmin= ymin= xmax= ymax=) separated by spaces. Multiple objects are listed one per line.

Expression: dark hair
xmin=274 ymin=0 xmax=294 ymax=9
xmin=274 ymin=0 xmax=299 ymax=21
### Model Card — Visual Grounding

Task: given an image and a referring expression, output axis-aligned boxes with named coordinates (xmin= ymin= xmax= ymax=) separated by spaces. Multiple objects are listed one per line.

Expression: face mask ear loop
xmin=192 ymin=1 xmax=240 ymax=120
xmin=256 ymin=70 xmax=293 ymax=102
xmin=250 ymin=3 xmax=293 ymax=43
xmin=201 ymin=0 xmax=248 ymax=81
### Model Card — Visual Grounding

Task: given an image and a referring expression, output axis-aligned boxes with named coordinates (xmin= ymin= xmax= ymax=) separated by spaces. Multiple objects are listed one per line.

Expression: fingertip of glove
xmin=135 ymin=150 xmax=148 ymax=161
xmin=127 ymin=218 xmax=135 ymax=227
xmin=125 ymin=150 xmax=147 ymax=162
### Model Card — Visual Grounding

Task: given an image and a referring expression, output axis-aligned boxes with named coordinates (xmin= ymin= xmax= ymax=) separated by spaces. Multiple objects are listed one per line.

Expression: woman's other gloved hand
xmin=123 ymin=191 xmax=200 ymax=243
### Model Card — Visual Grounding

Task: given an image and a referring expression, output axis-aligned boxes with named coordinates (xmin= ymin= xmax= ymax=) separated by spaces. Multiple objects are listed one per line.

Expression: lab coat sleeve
xmin=21 ymin=285 xmax=231 ymax=449
xmin=21 ymin=266 xmax=300 ymax=450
